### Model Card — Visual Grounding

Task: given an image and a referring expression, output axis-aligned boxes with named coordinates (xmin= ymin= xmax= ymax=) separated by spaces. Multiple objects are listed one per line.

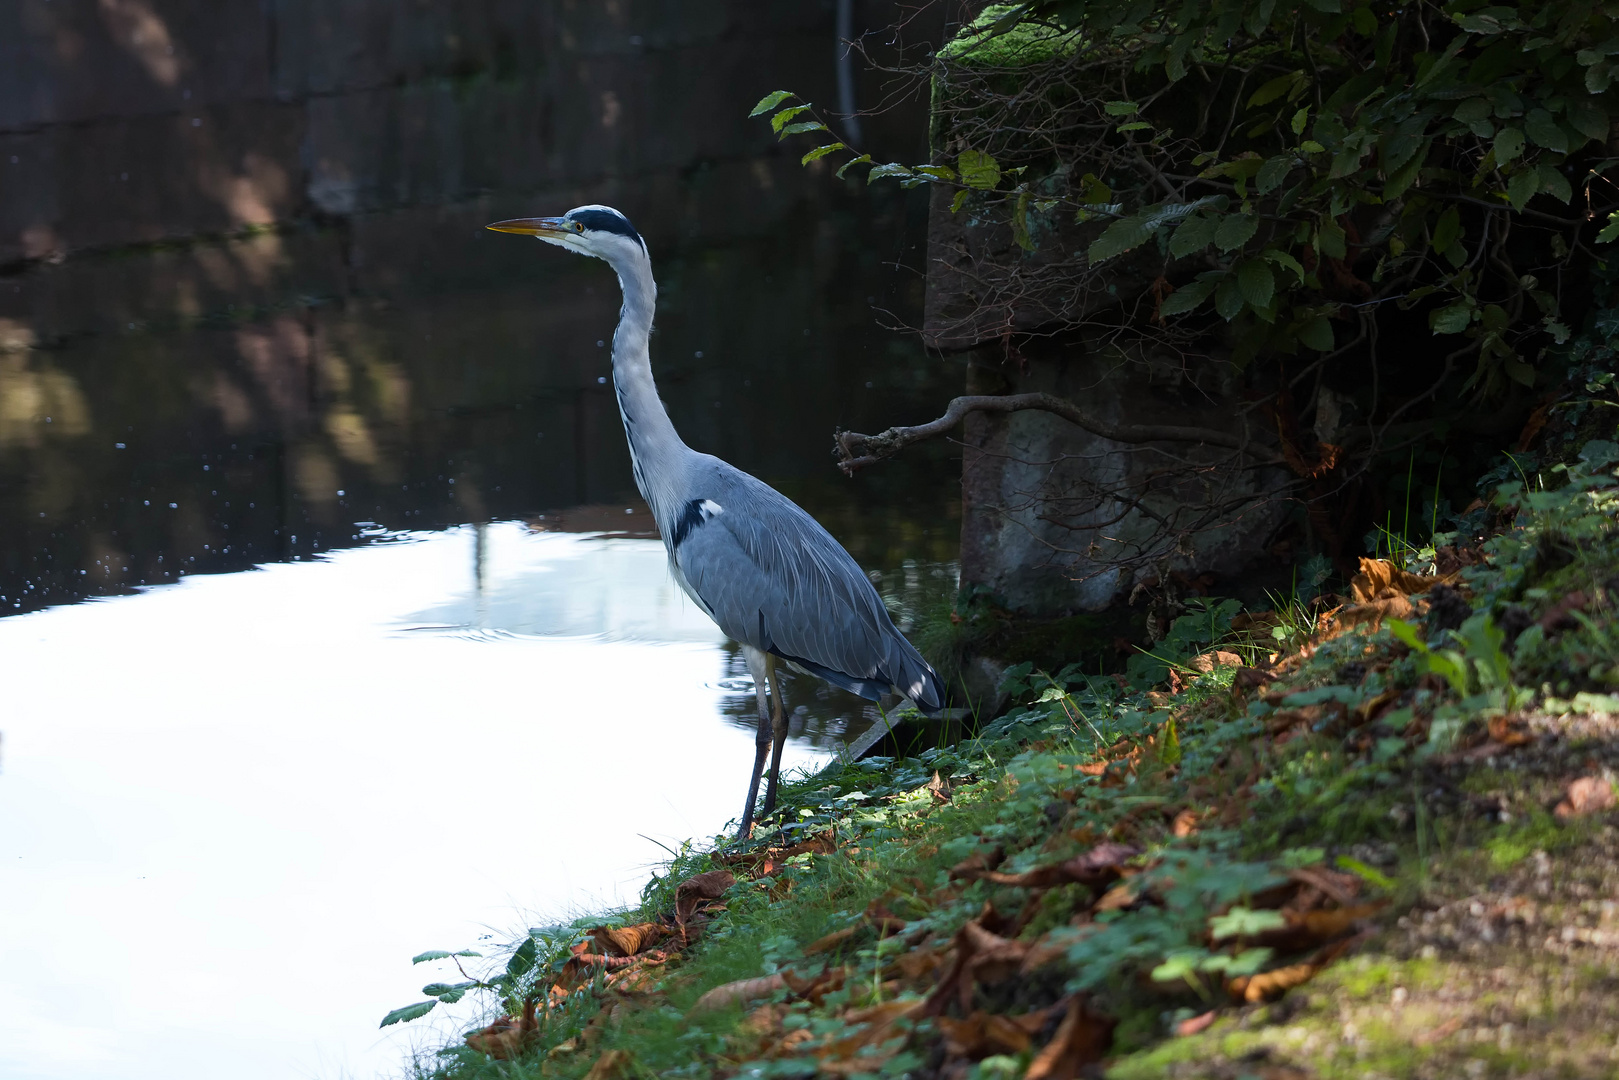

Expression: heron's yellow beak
xmin=485 ymin=217 xmax=570 ymax=236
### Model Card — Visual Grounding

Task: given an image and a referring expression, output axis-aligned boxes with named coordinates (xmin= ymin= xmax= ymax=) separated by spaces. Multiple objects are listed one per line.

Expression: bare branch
xmin=833 ymin=392 xmax=1268 ymax=474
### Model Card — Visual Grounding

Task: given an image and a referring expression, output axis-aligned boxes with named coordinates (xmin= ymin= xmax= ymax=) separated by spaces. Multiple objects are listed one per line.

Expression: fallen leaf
xmin=938 ymin=1010 xmax=1035 ymax=1058
xmin=1414 ymin=1015 xmax=1464 ymax=1046
xmin=1555 ymin=775 xmax=1616 ymax=818
xmin=1487 ymin=713 xmax=1533 ymax=747
xmin=948 ymin=845 xmax=1004 ymax=880
xmin=1350 ymin=558 xmax=1450 ymax=603
xmin=1286 ymin=866 xmax=1361 ymax=906
xmin=590 ymin=922 xmax=665 ymax=957
xmin=780 ymin=965 xmax=847 ymax=1007
xmin=1229 ymin=962 xmax=1317 ymax=1003
xmin=690 ymin=973 xmax=786 ymax=1014
xmin=1189 ymin=650 xmax=1244 ymax=673
xmin=803 ymin=926 xmax=859 ymax=955
xmin=582 ymin=1049 xmax=636 ymax=1080
xmin=465 ymin=996 xmax=539 ymax=1059
xmin=815 ymin=999 xmax=923 ymax=1075
xmin=1170 ymin=809 xmax=1201 ymax=838
xmin=1094 ymin=882 xmax=1139 ymax=912
xmin=1294 ymin=902 xmax=1386 ymax=940
xmin=675 ymin=869 xmax=735 ymax=931
xmin=1539 ymin=591 xmax=1591 ymax=634
xmin=1025 ymin=996 xmax=1114 ymax=1080
xmin=1174 ymin=1010 xmax=1217 ymax=1037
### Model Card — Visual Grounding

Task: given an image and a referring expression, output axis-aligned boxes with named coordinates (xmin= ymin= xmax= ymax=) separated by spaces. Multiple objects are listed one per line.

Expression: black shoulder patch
xmin=571 ymin=208 xmax=644 ymax=248
xmin=668 ymin=498 xmax=708 ymax=549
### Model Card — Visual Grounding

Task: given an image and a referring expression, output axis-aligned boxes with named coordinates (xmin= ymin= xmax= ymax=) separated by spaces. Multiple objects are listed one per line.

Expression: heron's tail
xmin=892 ymin=651 xmax=947 ymax=717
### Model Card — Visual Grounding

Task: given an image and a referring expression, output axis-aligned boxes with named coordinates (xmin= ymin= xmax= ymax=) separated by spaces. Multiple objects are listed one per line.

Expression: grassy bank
xmin=389 ymin=446 xmax=1619 ymax=1080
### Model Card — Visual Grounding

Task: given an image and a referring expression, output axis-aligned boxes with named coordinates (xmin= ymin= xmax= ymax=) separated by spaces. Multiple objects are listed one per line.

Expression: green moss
xmin=938 ymin=5 xmax=1079 ymax=67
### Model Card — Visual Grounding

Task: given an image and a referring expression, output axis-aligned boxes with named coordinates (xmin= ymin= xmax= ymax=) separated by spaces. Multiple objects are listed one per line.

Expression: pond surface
xmin=0 ymin=186 xmax=959 ymax=1079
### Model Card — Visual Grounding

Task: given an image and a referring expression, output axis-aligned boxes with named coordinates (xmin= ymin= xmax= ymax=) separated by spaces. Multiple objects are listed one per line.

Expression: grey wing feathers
xmin=671 ymin=469 xmax=945 ymax=714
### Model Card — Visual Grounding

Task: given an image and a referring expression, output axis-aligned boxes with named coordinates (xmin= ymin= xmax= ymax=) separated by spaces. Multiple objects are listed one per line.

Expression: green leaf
xmin=1431 ymin=206 xmax=1462 ymax=253
xmin=749 ymin=91 xmax=793 ymax=118
xmin=1264 ymin=248 xmax=1305 ymax=280
xmin=1168 ymin=214 xmax=1218 ymax=257
xmin=1492 ymin=126 xmax=1525 ymax=164
xmin=1088 ymin=197 xmax=1227 ymax=263
xmin=1213 ymin=213 xmax=1258 ymax=252
xmin=1210 ymin=907 xmax=1288 ymax=940
xmin=1453 ymin=97 xmax=1492 ymax=125
xmin=777 ymin=121 xmax=825 ymax=138
xmin=957 ymin=150 xmax=1000 ymax=189
xmin=1298 ymin=315 xmax=1334 ymax=350
xmin=380 ymin=1001 xmax=437 ymax=1028
xmin=1386 ymin=618 xmax=1428 ymax=652
xmin=800 ymin=142 xmax=845 ymax=165
xmin=1538 ymin=164 xmax=1572 ymax=204
xmin=1116 ymin=121 xmax=1152 ymax=133
xmin=1524 ymin=109 xmax=1568 ymax=152
xmin=1588 ymin=62 xmax=1614 ymax=95
xmin=423 ymin=980 xmax=479 ymax=1003
xmin=1077 ymin=172 xmax=1112 ymax=204
xmin=834 ymin=154 xmax=872 ymax=180
xmin=1507 ymin=167 xmax=1538 ymax=210
xmin=1237 ymin=259 xmax=1275 ymax=310
xmin=411 ymin=949 xmax=479 ymax=964
xmin=1256 ymin=155 xmax=1293 ymax=195
xmin=1596 ymin=213 xmax=1619 ymax=244
xmin=1567 ymin=99 xmax=1609 ymax=142
xmin=866 ymin=163 xmax=914 ymax=183
xmin=505 ymin=936 xmax=538 ymax=980
xmin=1430 ymin=302 xmax=1473 ymax=334
xmin=1103 ymin=100 xmax=1139 ymax=115
xmin=1012 ymin=191 xmax=1034 ymax=252
xmin=949 ymin=189 xmax=971 ymax=213
xmin=1159 ymin=718 xmax=1181 ymax=765
xmin=1335 ymin=856 xmax=1394 ymax=890
xmin=913 ymin=165 xmax=957 ymax=181
xmin=1316 ymin=219 xmax=1347 ymax=259
xmin=1249 ymin=71 xmax=1303 ymax=108
xmin=1158 ymin=275 xmax=1219 ymax=316
xmin=1215 ymin=274 xmax=1246 ymax=320
xmin=1291 ymin=107 xmax=1310 ymax=135
xmin=769 ymin=105 xmax=813 ymax=133
xmin=1300 ymin=139 xmax=1326 ymax=153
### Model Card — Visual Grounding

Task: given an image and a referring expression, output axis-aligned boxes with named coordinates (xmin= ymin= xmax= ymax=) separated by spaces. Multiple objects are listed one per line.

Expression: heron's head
xmin=485 ymin=205 xmax=646 ymax=264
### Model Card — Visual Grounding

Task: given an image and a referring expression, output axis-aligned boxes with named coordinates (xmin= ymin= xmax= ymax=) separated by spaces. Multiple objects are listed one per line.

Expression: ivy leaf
xmin=1299 ymin=315 xmax=1334 ymax=350
xmin=958 ymin=150 xmax=1001 ymax=190
xmin=1236 ymin=259 xmax=1275 ymax=310
xmin=1506 ymin=167 xmax=1539 ymax=210
xmin=380 ymin=1001 xmax=437 ymax=1028
xmin=1537 ymin=164 xmax=1572 ymax=204
xmin=800 ymin=142 xmax=846 ymax=165
xmin=1215 ymin=274 xmax=1246 ymax=320
xmin=770 ymin=105 xmax=813 ymax=133
xmin=1430 ymin=302 xmax=1473 ymax=334
xmin=1213 ymin=213 xmax=1258 ymax=252
xmin=748 ymin=91 xmax=794 ymax=117
xmin=1524 ymin=109 xmax=1568 ymax=152
xmin=1159 ymin=275 xmax=1219 ymax=316
xmin=1492 ymin=126 xmax=1525 ymax=164
xmin=1168 ymin=214 xmax=1218 ymax=257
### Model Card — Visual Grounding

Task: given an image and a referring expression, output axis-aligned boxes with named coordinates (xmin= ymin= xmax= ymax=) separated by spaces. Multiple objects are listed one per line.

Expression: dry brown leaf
xmin=1350 ymin=558 xmax=1449 ymax=603
xmin=1025 ymin=996 xmax=1114 ymax=1080
xmin=1487 ymin=713 xmax=1532 ymax=747
xmin=780 ymin=965 xmax=847 ymax=1006
xmin=1174 ymin=1010 xmax=1217 ymax=1037
xmin=1414 ymin=1015 xmax=1465 ymax=1046
xmin=803 ymin=926 xmax=858 ymax=955
xmin=1229 ymin=962 xmax=1317 ymax=1003
xmin=948 ymin=845 xmax=1004 ymax=880
xmin=690 ymin=973 xmax=786 ymax=1014
xmin=1093 ymin=882 xmax=1139 ymax=912
xmin=815 ymin=999 xmax=923 ymax=1075
xmin=1538 ymin=590 xmax=1591 ymax=634
xmin=1555 ymin=775 xmax=1616 ymax=818
xmin=1334 ymin=596 xmax=1416 ymax=632
xmin=1294 ymin=902 xmax=1385 ymax=940
xmin=464 ymin=996 xmax=539 ymax=1060
xmin=1170 ymin=809 xmax=1201 ymax=838
xmin=1189 ymin=650 xmax=1244 ymax=673
xmin=590 ymin=922 xmax=665 ymax=957
xmin=938 ymin=1010 xmax=1036 ymax=1058
xmin=1286 ymin=866 xmax=1361 ymax=907
xmin=582 ymin=1049 xmax=636 ymax=1080
xmin=1020 ymin=931 xmax=1072 ymax=974
xmin=675 ymin=869 xmax=735 ymax=930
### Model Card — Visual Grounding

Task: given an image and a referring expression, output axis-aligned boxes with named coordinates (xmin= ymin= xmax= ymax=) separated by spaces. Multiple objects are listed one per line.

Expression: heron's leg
xmin=761 ymin=658 xmax=790 ymax=817
xmin=737 ymin=646 xmax=774 ymax=839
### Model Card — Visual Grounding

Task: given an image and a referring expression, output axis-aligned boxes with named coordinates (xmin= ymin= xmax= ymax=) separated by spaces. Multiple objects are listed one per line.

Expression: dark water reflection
xmin=0 ymin=193 xmax=961 ymax=616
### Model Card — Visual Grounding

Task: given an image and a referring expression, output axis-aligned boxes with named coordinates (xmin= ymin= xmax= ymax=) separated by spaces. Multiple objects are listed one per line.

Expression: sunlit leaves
xmin=958 ymin=150 xmax=1001 ymax=190
xmin=1210 ymin=906 xmax=1287 ymax=940
xmin=800 ymin=143 xmax=845 ymax=165
xmin=748 ymin=90 xmax=793 ymax=117
xmin=769 ymin=105 xmax=813 ymax=133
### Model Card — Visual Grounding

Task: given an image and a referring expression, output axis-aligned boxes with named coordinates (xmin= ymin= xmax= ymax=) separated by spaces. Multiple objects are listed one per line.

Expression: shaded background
xmin=0 ymin=0 xmax=962 ymax=616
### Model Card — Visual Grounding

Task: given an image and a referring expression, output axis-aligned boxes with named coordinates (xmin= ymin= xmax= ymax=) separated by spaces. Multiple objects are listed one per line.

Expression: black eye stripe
xmin=569 ymin=209 xmax=644 ymax=248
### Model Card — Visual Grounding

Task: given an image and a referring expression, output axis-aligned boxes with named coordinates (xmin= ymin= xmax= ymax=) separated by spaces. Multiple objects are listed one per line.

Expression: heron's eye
xmin=573 ymin=222 xmax=585 ymax=233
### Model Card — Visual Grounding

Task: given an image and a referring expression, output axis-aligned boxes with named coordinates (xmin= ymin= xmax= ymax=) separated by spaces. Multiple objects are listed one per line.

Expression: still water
xmin=0 ymin=194 xmax=960 ymax=1076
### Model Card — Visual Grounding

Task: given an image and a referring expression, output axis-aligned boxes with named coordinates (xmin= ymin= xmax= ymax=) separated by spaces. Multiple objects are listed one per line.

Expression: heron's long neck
xmin=608 ymin=254 xmax=687 ymax=515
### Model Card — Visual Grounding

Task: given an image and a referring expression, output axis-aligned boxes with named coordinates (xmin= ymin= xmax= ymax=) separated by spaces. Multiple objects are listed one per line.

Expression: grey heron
xmin=487 ymin=205 xmax=945 ymax=837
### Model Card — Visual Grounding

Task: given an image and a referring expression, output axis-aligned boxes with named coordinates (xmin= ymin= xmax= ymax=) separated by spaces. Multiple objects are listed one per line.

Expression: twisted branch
xmin=833 ymin=392 xmax=1266 ymax=474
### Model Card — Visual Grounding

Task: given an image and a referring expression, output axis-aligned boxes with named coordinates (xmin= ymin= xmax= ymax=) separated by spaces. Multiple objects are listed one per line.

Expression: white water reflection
xmin=0 ymin=525 xmax=832 ymax=1080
